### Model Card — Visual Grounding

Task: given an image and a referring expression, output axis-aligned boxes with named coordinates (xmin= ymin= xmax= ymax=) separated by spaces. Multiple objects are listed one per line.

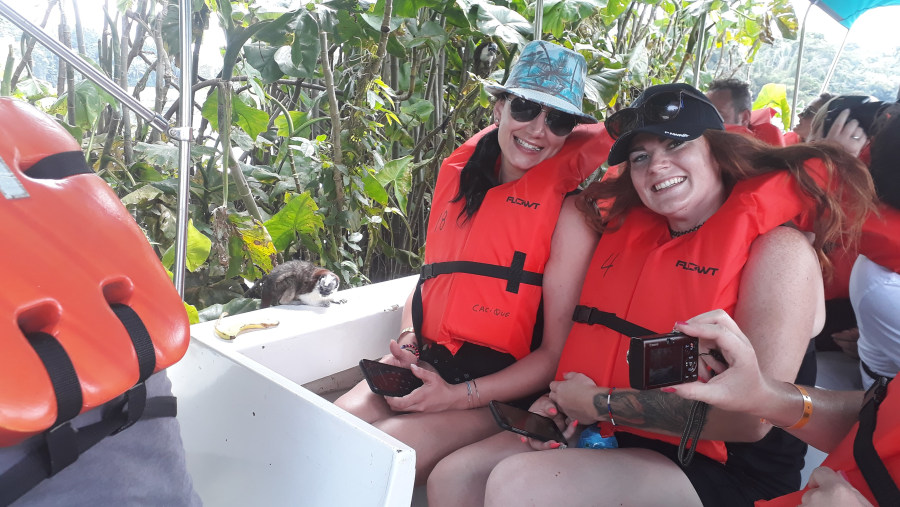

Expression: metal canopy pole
xmin=819 ymin=27 xmax=851 ymax=94
xmin=790 ymin=0 xmax=816 ymax=129
xmin=171 ymin=0 xmax=193 ymax=297
xmin=0 ymin=0 xmax=169 ymax=133
xmin=534 ymin=0 xmax=543 ymax=40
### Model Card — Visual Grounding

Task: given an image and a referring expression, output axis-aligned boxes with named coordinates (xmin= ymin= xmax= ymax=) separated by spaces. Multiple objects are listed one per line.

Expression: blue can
xmin=576 ymin=423 xmax=618 ymax=449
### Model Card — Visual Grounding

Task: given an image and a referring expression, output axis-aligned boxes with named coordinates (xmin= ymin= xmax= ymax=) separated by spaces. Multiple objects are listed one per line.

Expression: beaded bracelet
xmin=399 ymin=342 xmax=420 ymax=358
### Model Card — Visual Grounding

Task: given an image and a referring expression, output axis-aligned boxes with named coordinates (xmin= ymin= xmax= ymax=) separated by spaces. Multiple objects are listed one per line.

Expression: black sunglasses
xmin=507 ymin=96 xmax=579 ymax=137
xmin=605 ymin=90 xmax=721 ymax=139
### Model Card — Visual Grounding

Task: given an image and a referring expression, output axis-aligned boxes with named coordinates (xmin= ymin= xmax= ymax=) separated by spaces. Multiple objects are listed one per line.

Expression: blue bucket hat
xmin=484 ymin=41 xmax=597 ymax=124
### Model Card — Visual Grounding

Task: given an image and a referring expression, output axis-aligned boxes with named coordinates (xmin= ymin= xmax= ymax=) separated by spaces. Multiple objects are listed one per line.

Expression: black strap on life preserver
xmin=419 ymin=251 xmax=542 ymax=295
xmin=860 ymin=359 xmax=894 ymax=383
xmin=0 ymin=304 xmax=176 ymax=507
xmin=571 ymin=305 xmax=656 ymax=338
xmin=24 ymin=151 xmax=92 ymax=180
xmin=412 ymin=251 xmax=542 ymax=350
xmin=853 ymin=376 xmax=900 ymax=507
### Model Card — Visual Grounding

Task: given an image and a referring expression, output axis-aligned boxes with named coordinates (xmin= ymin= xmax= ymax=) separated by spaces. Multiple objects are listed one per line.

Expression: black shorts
xmin=615 ymin=432 xmax=799 ymax=506
xmin=419 ymin=342 xmax=544 ymax=408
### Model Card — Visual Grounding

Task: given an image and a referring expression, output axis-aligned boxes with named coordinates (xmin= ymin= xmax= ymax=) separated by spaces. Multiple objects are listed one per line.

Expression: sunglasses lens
xmin=546 ymin=110 xmax=578 ymax=136
xmin=645 ymin=91 xmax=682 ymax=122
xmin=605 ymin=109 xmax=640 ymax=139
xmin=509 ymin=97 xmax=542 ymax=123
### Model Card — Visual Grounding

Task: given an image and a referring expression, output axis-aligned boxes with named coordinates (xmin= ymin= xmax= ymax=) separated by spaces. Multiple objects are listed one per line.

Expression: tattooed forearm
xmin=593 ymin=389 xmax=694 ymax=436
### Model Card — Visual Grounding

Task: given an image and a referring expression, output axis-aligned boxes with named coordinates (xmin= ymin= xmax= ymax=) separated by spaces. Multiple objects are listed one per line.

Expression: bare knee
xmin=484 ymin=453 xmax=533 ymax=506
xmin=428 ymin=449 xmax=480 ymax=506
xmin=333 ymin=380 xmax=391 ymax=423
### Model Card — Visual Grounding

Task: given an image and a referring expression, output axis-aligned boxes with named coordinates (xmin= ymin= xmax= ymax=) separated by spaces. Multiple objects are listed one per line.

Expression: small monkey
xmin=248 ymin=260 xmax=340 ymax=308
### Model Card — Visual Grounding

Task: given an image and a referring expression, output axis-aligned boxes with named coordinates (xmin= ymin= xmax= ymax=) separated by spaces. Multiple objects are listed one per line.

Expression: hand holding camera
xmin=814 ymin=108 xmax=868 ymax=157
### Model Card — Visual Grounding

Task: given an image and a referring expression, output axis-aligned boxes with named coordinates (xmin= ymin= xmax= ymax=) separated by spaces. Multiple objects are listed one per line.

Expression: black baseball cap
xmin=606 ymin=83 xmax=725 ymax=166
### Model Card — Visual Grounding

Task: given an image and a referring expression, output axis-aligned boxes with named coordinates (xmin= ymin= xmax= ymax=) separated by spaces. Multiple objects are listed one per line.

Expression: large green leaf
xmin=375 ymin=155 xmax=412 ymax=214
xmin=362 ymin=171 xmax=389 ymax=206
xmin=231 ymin=95 xmax=270 ymax=140
xmin=291 ymin=11 xmax=321 ymax=77
xmin=253 ymin=9 xmax=301 ymax=45
xmin=752 ymin=82 xmax=791 ymax=126
xmin=72 ymin=80 xmax=116 ymax=129
xmin=161 ymin=219 xmax=212 ymax=272
xmin=472 ymin=2 xmax=530 ymax=46
xmin=264 ymin=191 xmax=324 ymax=251
xmin=134 ymin=142 xmax=180 ymax=167
xmin=232 ymin=217 xmax=277 ymax=272
xmin=543 ymin=0 xmax=605 ymax=39
xmin=244 ymin=43 xmax=284 ymax=83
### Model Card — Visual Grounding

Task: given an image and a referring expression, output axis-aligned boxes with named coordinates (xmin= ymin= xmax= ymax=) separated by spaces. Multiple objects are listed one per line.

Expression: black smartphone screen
xmin=359 ymin=359 xmax=423 ymax=397
xmin=489 ymin=400 xmax=567 ymax=445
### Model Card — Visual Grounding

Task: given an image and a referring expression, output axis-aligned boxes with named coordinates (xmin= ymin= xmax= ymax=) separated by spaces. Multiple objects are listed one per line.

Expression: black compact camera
xmin=822 ymin=96 xmax=888 ymax=137
xmin=628 ymin=332 xmax=699 ymax=390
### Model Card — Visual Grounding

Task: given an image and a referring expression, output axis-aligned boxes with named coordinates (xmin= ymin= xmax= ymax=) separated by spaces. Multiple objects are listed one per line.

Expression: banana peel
xmin=214 ymin=312 xmax=280 ymax=341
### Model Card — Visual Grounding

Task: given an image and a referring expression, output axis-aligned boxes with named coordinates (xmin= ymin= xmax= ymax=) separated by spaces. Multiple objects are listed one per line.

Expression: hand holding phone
xmin=489 ymin=400 xmax=568 ymax=446
xmin=359 ymin=358 xmax=424 ymax=397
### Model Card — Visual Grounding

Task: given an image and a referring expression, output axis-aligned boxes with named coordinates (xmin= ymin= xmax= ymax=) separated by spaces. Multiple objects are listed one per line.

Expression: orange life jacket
xmin=725 ymin=123 xmax=786 ymax=147
xmin=420 ymin=123 xmax=613 ymax=359
xmin=758 ymin=379 xmax=900 ymax=507
xmin=556 ymin=169 xmax=815 ymax=462
xmin=0 ymin=98 xmax=189 ymax=447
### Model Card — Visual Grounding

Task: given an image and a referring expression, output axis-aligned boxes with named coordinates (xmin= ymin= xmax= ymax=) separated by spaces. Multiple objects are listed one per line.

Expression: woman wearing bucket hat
xmin=428 ymin=83 xmax=877 ymax=506
xmin=334 ymin=40 xmax=613 ymax=482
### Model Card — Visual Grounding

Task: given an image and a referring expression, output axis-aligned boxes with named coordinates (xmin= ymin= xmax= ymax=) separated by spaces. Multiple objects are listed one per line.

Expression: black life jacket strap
xmin=0 ymin=304 xmax=174 ymax=506
xmin=571 ymin=305 xmax=656 ymax=338
xmin=24 ymin=151 xmax=92 ymax=180
xmin=420 ymin=251 xmax=542 ymax=295
xmin=853 ymin=376 xmax=900 ymax=506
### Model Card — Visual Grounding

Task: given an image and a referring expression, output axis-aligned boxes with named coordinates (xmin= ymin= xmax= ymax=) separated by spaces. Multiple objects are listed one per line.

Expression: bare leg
xmin=333 ymin=378 xmax=394 ymax=423
xmin=375 ymin=407 xmax=501 ymax=484
xmin=485 ymin=448 xmax=703 ymax=507
xmin=428 ymin=430 xmax=531 ymax=507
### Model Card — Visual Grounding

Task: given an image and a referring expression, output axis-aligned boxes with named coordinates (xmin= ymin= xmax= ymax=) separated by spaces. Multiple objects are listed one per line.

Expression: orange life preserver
xmin=0 ymin=98 xmax=189 ymax=447
xmin=556 ymin=169 xmax=816 ymax=462
xmin=420 ymin=123 xmax=613 ymax=359
xmin=725 ymin=122 xmax=786 ymax=147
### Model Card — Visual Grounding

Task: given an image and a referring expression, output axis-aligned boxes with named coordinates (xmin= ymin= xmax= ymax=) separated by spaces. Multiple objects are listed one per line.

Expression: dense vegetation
xmin=2 ymin=0 xmax=891 ymax=320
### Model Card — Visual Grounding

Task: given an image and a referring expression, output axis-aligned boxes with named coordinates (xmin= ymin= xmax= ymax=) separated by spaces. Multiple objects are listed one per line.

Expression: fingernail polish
xmin=675 ymin=321 xmax=688 ymax=326
xmin=572 ymin=420 xmax=579 ymax=426
xmin=699 ymin=377 xmax=708 ymax=384
xmin=549 ymin=442 xmax=561 ymax=449
xmin=548 ymin=407 xmax=558 ymax=415
xmin=520 ymin=436 xmax=527 ymax=443
xmin=661 ymin=387 xmax=676 ymax=393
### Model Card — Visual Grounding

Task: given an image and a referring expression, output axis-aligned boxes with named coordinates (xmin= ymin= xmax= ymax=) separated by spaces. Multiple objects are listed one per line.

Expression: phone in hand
xmin=359 ymin=358 xmax=423 ymax=397
xmin=489 ymin=400 xmax=568 ymax=446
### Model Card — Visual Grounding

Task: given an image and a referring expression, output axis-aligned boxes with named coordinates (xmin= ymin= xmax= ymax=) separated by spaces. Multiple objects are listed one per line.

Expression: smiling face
xmin=626 ymin=133 xmax=727 ymax=231
xmin=493 ymin=97 xmax=569 ymax=183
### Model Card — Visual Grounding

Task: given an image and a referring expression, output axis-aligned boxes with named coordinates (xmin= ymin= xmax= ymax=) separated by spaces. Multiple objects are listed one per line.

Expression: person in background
xmin=334 ymin=40 xmax=611 ymax=483
xmin=706 ymin=78 xmax=785 ymax=146
xmin=428 ymin=83 xmax=876 ymax=507
xmin=667 ymin=310 xmax=897 ymax=507
xmin=785 ymin=92 xmax=835 ymax=145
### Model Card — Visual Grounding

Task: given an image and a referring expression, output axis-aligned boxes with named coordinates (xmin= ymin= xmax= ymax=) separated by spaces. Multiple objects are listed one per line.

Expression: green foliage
xmin=2 ymin=0 xmax=832 ymax=319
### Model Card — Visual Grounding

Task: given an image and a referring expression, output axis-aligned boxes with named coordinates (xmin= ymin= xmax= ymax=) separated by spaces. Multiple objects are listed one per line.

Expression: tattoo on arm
xmin=593 ymin=390 xmax=694 ymax=435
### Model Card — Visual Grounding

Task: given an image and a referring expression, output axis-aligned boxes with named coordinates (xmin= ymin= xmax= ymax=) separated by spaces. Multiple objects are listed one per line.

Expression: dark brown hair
xmin=577 ymin=130 xmax=877 ymax=274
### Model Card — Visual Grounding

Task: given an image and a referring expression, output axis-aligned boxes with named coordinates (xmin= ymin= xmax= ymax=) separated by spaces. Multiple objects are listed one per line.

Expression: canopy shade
xmin=814 ymin=0 xmax=900 ymax=28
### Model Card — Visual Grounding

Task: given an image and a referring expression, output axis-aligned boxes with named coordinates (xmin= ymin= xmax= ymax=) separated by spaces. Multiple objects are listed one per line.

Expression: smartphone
xmin=358 ymin=358 xmax=423 ymax=397
xmin=489 ymin=400 xmax=568 ymax=446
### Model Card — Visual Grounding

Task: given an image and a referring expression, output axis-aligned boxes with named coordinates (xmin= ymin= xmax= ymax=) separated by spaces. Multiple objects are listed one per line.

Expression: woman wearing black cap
xmin=334 ymin=41 xmax=611 ymax=483
xmin=428 ymin=83 xmax=877 ymax=506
